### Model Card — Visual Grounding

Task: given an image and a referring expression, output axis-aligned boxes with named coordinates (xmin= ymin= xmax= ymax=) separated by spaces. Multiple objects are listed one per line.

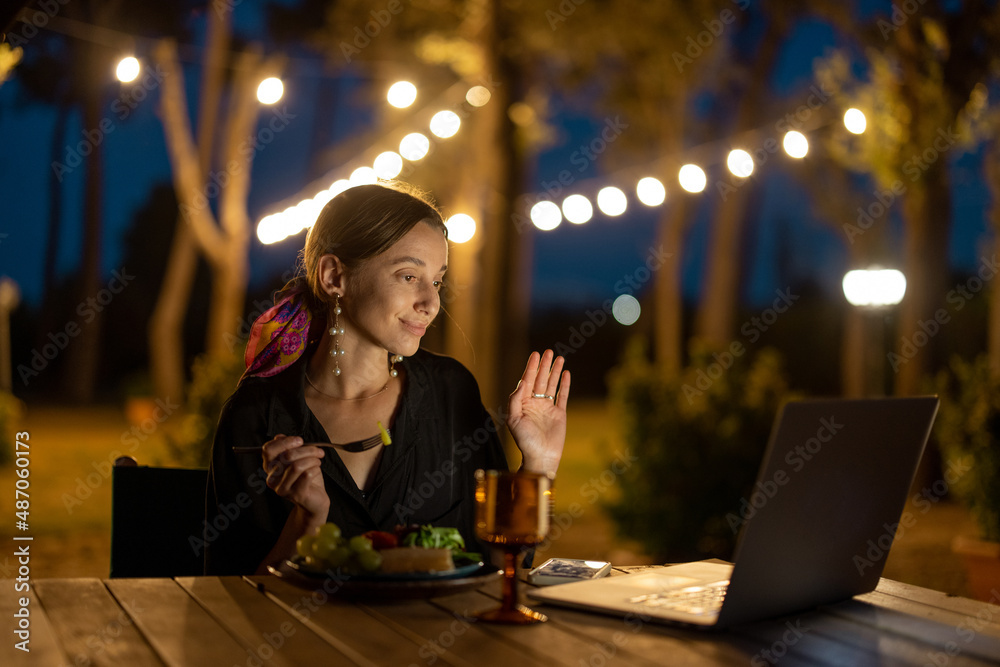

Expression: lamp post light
xmin=842 ymin=268 xmax=906 ymax=396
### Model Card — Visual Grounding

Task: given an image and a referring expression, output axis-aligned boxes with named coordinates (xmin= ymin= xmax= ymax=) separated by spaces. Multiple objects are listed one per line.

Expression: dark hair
xmin=302 ymin=182 xmax=446 ymax=305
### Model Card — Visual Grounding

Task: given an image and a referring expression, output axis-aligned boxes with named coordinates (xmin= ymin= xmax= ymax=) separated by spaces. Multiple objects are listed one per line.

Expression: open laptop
xmin=528 ymin=396 xmax=939 ymax=628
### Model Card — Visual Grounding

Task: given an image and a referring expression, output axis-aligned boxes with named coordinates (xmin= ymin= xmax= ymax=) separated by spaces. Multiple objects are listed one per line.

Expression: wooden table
xmin=6 ymin=566 xmax=1000 ymax=666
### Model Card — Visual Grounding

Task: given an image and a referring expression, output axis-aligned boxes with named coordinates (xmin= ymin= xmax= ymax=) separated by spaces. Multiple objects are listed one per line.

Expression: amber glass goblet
xmin=474 ymin=469 xmax=554 ymax=624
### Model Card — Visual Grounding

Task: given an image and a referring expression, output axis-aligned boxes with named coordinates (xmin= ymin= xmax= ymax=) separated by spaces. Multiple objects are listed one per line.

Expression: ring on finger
xmin=531 ymin=392 xmax=555 ymax=400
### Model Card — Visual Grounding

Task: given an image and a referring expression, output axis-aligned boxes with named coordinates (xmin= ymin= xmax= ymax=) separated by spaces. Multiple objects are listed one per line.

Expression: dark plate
xmin=268 ymin=557 xmax=502 ymax=599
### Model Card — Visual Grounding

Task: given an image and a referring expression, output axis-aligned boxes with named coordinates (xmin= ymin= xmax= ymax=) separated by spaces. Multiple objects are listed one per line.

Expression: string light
xmin=466 ymin=86 xmax=491 ymax=107
xmin=678 ymin=164 xmax=707 ymax=193
xmin=726 ymin=149 xmax=754 ymax=178
xmin=115 ymin=56 xmax=140 ymax=83
xmin=256 ymin=77 xmax=283 ymax=105
xmin=783 ymin=131 xmax=809 ymax=158
xmin=349 ymin=166 xmax=377 ymax=185
xmin=387 ymin=81 xmax=417 ymax=108
xmin=636 ymin=177 xmax=666 ymax=206
xmin=597 ymin=186 xmax=627 ymax=216
xmin=445 ymin=214 xmax=477 ymax=243
xmin=531 ymin=201 xmax=562 ymax=230
xmin=429 ymin=110 xmax=461 ymax=138
xmin=562 ymin=194 xmax=593 ymax=224
xmin=399 ymin=132 xmax=430 ymax=160
xmin=844 ymin=108 xmax=867 ymax=134
xmin=373 ymin=151 xmax=403 ymax=179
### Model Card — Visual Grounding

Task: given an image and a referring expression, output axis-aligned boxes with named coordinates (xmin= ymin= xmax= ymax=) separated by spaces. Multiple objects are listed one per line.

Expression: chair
xmin=110 ymin=456 xmax=208 ymax=578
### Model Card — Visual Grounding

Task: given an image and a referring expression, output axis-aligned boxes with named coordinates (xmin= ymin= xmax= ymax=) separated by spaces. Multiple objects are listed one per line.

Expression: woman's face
xmin=342 ymin=221 xmax=448 ymax=357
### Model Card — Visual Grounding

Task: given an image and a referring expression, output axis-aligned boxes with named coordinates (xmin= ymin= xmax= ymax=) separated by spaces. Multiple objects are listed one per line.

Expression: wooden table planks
xmin=5 ymin=574 xmax=1000 ymax=667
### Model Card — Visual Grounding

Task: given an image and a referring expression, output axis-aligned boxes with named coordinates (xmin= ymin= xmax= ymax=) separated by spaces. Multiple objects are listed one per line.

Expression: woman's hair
xmin=301 ymin=181 xmax=447 ymax=307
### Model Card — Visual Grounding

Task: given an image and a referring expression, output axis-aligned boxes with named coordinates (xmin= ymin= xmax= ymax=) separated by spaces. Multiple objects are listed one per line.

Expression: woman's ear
xmin=317 ymin=254 xmax=347 ymax=299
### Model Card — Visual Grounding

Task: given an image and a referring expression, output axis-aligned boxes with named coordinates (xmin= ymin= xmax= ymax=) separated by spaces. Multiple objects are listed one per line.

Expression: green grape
xmin=311 ymin=535 xmax=339 ymax=561
xmin=318 ymin=522 xmax=342 ymax=542
xmin=349 ymin=535 xmax=373 ymax=553
xmin=296 ymin=534 xmax=316 ymax=559
xmin=357 ymin=549 xmax=383 ymax=573
xmin=326 ymin=545 xmax=353 ymax=568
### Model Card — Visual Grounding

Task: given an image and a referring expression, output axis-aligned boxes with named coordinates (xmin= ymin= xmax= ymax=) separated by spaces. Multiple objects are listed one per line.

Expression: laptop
xmin=528 ymin=396 xmax=939 ymax=629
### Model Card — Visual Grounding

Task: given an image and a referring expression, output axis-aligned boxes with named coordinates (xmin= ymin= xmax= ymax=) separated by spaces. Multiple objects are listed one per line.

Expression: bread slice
xmin=379 ymin=547 xmax=455 ymax=573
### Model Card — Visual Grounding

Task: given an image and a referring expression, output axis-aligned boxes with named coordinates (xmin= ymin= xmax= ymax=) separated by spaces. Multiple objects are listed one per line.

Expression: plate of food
xmin=267 ymin=523 xmax=502 ymax=599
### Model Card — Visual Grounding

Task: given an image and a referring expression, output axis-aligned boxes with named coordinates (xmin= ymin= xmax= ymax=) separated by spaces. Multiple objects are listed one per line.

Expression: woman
xmin=204 ymin=182 xmax=570 ymax=575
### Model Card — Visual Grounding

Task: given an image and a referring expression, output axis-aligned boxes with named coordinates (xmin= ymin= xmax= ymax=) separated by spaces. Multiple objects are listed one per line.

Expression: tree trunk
xmin=149 ymin=3 xmax=230 ymax=399
xmin=653 ymin=195 xmax=688 ymax=375
xmin=694 ymin=17 xmax=784 ymax=346
xmin=63 ymin=69 xmax=103 ymax=403
xmin=893 ymin=164 xmax=950 ymax=396
xmin=474 ymin=0 xmax=522 ymax=414
xmin=985 ymin=142 xmax=1000 ymax=381
xmin=35 ymin=104 xmax=69 ymax=354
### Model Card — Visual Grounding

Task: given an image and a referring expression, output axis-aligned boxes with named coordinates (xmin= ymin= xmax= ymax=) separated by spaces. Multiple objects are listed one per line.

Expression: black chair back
xmin=111 ymin=462 xmax=208 ymax=578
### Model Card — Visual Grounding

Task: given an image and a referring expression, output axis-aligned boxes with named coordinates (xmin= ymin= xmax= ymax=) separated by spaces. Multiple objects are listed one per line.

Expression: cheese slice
xmin=379 ymin=547 xmax=455 ymax=573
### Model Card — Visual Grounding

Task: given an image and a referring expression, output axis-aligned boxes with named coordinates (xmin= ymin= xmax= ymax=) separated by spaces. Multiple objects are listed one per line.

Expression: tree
xmin=151 ymin=16 xmax=284 ymax=398
xmin=814 ymin=2 xmax=1000 ymax=395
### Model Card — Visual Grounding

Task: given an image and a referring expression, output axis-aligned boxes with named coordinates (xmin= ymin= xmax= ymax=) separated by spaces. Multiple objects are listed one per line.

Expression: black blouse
xmin=203 ymin=348 xmax=509 ymax=575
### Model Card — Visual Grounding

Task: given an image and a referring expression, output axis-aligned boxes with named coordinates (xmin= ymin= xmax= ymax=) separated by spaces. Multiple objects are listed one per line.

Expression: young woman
xmin=204 ymin=182 xmax=570 ymax=575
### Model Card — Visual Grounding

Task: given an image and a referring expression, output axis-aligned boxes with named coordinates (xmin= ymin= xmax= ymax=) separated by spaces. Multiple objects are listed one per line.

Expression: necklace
xmin=305 ymin=371 xmax=389 ymax=401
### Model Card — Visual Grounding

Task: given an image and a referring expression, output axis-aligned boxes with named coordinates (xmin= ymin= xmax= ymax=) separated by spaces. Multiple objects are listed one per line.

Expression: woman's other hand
xmin=506 ymin=350 xmax=571 ymax=475
xmin=262 ymin=435 xmax=330 ymax=521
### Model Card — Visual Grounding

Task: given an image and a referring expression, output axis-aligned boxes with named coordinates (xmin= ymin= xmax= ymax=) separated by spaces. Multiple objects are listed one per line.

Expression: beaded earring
xmin=389 ymin=354 xmax=403 ymax=378
xmin=329 ymin=294 xmax=345 ymax=376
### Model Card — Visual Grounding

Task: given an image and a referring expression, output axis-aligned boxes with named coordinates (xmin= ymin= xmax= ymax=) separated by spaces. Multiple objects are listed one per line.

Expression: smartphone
xmin=527 ymin=558 xmax=612 ymax=586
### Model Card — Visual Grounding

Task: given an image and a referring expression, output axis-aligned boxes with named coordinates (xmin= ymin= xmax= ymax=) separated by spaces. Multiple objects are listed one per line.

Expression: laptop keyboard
xmin=627 ymin=581 xmax=729 ymax=615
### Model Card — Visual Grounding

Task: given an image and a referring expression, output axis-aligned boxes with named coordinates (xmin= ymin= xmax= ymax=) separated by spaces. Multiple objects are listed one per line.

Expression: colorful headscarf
xmin=241 ymin=279 xmax=315 ymax=381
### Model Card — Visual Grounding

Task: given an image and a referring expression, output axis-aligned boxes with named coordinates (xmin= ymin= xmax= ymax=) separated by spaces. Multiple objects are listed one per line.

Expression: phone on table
xmin=527 ymin=558 xmax=612 ymax=586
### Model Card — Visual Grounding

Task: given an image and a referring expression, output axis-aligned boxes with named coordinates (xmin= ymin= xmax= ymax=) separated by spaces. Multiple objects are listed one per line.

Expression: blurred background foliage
xmin=935 ymin=354 xmax=1000 ymax=542
xmin=604 ymin=338 xmax=797 ymax=561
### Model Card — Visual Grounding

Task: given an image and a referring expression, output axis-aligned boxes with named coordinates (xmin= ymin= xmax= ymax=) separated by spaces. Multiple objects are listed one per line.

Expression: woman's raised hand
xmin=261 ymin=435 xmax=330 ymax=520
xmin=506 ymin=350 xmax=571 ymax=475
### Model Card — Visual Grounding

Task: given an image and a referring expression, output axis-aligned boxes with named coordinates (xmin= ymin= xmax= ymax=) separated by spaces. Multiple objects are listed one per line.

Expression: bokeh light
xmin=387 ymin=81 xmax=417 ymax=108
xmin=399 ymin=132 xmax=430 ymax=160
xmin=531 ymin=200 xmax=562 ymax=230
xmin=373 ymin=151 xmax=403 ymax=179
xmin=116 ymin=56 xmax=140 ymax=83
xmin=678 ymin=164 xmax=707 ymax=193
xmin=445 ymin=214 xmax=476 ymax=243
xmin=612 ymin=294 xmax=641 ymax=325
xmin=328 ymin=179 xmax=351 ymax=198
xmin=596 ymin=186 xmax=627 ymax=216
xmin=466 ymin=86 xmax=491 ymax=107
xmin=636 ymin=177 xmax=666 ymax=206
xmin=562 ymin=194 xmax=593 ymax=224
xmin=844 ymin=108 xmax=867 ymax=134
xmin=256 ymin=77 xmax=283 ymax=105
xmin=726 ymin=149 xmax=754 ymax=178
xmin=429 ymin=110 xmax=461 ymax=138
xmin=842 ymin=269 xmax=906 ymax=307
xmin=783 ymin=131 xmax=809 ymax=158
xmin=349 ymin=166 xmax=377 ymax=185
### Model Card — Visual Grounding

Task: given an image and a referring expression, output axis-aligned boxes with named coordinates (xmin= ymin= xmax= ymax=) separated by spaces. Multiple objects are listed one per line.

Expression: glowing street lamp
xmin=842 ymin=269 xmax=906 ymax=307
xmin=843 ymin=267 xmax=906 ymax=396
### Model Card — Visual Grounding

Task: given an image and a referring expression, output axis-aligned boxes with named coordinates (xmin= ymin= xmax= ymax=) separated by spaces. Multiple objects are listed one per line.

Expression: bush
xmin=935 ymin=354 xmax=1000 ymax=542
xmin=0 ymin=390 xmax=24 ymax=466
xmin=604 ymin=339 xmax=797 ymax=562
xmin=157 ymin=350 xmax=245 ymax=468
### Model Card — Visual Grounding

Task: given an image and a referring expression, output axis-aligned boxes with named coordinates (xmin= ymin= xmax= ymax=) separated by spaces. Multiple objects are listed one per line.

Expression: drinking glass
xmin=474 ymin=469 xmax=554 ymax=624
